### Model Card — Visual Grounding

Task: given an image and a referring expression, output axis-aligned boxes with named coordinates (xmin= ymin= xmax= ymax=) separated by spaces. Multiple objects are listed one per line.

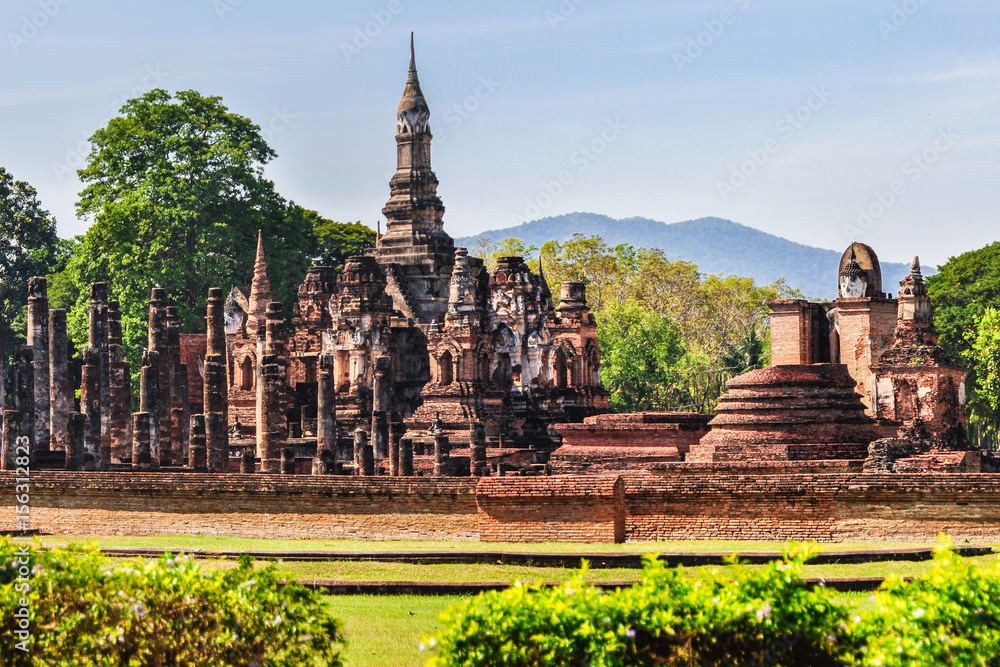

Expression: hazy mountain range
xmin=455 ymin=213 xmax=921 ymax=301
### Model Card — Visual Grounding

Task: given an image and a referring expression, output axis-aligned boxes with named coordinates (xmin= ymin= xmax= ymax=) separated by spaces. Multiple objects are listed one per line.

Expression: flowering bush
xmin=426 ymin=545 xmax=850 ymax=666
xmin=426 ymin=541 xmax=1000 ymax=667
xmin=0 ymin=537 xmax=343 ymax=667
xmin=852 ymin=541 xmax=1000 ymax=667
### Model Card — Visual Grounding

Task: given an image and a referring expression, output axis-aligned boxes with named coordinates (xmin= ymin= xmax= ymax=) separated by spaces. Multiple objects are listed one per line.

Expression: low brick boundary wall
xmin=477 ymin=475 xmax=625 ymax=543
xmin=6 ymin=472 xmax=1000 ymax=543
xmin=0 ymin=472 xmax=479 ymax=541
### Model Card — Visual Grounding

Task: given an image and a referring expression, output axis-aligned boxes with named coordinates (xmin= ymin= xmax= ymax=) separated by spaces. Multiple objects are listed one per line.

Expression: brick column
xmin=372 ymin=355 xmax=391 ymax=460
xmin=400 ymin=437 xmax=413 ymax=477
xmin=204 ymin=356 xmax=228 ymax=472
xmin=147 ymin=288 xmax=170 ymax=464
xmin=48 ymin=309 xmax=71 ymax=453
xmin=313 ymin=353 xmax=336 ymax=475
xmin=189 ymin=414 xmax=207 ymax=472
xmin=107 ymin=301 xmax=131 ymax=463
xmin=389 ymin=421 xmax=403 ymax=476
xmin=470 ymin=422 xmax=487 ymax=476
xmin=81 ymin=348 xmax=102 ymax=470
xmin=13 ymin=346 xmax=34 ymax=447
xmin=89 ymin=283 xmax=111 ymax=466
xmin=27 ymin=277 xmax=50 ymax=451
xmin=281 ymin=443 xmax=296 ymax=474
xmin=65 ymin=412 xmax=85 ymax=471
xmin=131 ymin=412 xmax=152 ymax=469
xmin=1 ymin=410 xmax=20 ymax=470
xmin=166 ymin=306 xmax=187 ymax=464
xmin=139 ymin=350 xmax=160 ymax=467
xmin=434 ymin=435 xmax=451 ymax=476
xmin=240 ymin=448 xmax=255 ymax=474
xmin=260 ymin=353 xmax=285 ymax=473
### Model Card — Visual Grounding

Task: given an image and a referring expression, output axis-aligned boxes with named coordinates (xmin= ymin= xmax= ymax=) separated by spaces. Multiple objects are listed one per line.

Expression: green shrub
xmin=426 ymin=541 xmax=1000 ymax=667
xmin=0 ymin=537 xmax=344 ymax=667
xmin=852 ymin=541 xmax=1000 ymax=667
xmin=426 ymin=545 xmax=852 ymax=666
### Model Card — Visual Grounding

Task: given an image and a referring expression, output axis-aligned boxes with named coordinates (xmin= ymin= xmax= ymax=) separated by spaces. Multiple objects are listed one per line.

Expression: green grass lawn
xmin=43 ymin=533 xmax=983 ymax=554
xmin=99 ymin=552 xmax=1000 ymax=585
xmin=329 ymin=595 xmax=463 ymax=667
xmin=59 ymin=533 xmax=996 ymax=667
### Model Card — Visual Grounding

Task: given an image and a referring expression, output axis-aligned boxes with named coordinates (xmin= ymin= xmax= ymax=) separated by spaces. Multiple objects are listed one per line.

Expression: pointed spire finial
xmin=409 ymin=31 xmax=416 ymax=74
xmin=397 ymin=33 xmax=430 ymax=135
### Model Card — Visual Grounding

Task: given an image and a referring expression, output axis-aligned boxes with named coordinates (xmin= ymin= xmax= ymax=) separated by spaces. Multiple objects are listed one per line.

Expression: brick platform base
xmin=5 ymin=472 xmax=1000 ymax=544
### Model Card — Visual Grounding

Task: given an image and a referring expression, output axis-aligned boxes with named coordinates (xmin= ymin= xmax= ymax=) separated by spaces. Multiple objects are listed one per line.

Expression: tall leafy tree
xmin=0 ymin=167 xmax=68 ymax=387
xmin=69 ymin=89 xmax=315 ymax=377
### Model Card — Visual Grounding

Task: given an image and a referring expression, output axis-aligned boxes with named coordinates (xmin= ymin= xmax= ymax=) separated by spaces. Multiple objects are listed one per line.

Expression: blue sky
xmin=1 ymin=0 xmax=997 ymax=266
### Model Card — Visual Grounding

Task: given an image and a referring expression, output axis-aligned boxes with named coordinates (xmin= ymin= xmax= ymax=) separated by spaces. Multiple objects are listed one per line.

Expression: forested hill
xmin=454 ymin=213 xmax=918 ymax=301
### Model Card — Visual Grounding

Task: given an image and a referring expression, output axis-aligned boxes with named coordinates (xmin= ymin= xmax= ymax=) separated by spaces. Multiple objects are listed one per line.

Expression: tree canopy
xmin=0 ymin=167 xmax=68 ymax=384
xmin=67 ymin=89 xmax=316 ymax=378
xmin=473 ymin=234 xmax=796 ymax=412
xmin=926 ymin=243 xmax=1000 ymax=445
xmin=307 ymin=210 xmax=376 ymax=271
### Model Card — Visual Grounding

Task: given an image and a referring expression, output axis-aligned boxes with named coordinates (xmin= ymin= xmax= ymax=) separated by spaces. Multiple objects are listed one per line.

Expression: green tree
xmin=68 ymin=89 xmax=315 ymax=381
xmin=597 ymin=299 xmax=688 ymax=412
xmin=0 ymin=167 xmax=68 ymax=387
xmin=964 ymin=307 xmax=1000 ymax=447
xmin=926 ymin=243 xmax=1000 ymax=445
xmin=470 ymin=236 xmax=538 ymax=272
xmin=304 ymin=209 xmax=376 ymax=271
xmin=926 ymin=242 xmax=1000 ymax=365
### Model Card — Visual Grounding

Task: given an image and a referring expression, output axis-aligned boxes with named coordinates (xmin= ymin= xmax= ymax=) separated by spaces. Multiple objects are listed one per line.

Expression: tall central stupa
xmin=376 ymin=33 xmax=455 ymax=327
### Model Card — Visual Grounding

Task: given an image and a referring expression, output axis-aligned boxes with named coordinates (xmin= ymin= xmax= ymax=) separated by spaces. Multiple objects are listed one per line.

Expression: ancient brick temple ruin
xmin=0 ymin=39 xmax=979 ymax=481
xmin=0 ymin=37 xmax=607 ymax=477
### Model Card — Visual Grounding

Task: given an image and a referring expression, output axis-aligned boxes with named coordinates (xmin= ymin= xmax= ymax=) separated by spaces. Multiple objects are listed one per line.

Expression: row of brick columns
xmin=1 ymin=279 xmax=133 ymax=472
xmin=2 ymin=278 xmax=493 ymax=477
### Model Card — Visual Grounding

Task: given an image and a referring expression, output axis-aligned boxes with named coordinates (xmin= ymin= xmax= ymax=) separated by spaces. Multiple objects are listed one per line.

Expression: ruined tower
xmin=376 ymin=33 xmax=454 ymax=325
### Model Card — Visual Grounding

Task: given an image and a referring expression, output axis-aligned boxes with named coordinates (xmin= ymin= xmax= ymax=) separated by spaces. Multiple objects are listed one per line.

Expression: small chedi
xmin=0 ymin=37 xmax=607 ymax=477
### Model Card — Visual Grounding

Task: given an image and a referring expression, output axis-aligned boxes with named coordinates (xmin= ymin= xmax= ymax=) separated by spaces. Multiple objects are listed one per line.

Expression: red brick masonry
xmin=5 ymin=472 xmax=1000 ymax=544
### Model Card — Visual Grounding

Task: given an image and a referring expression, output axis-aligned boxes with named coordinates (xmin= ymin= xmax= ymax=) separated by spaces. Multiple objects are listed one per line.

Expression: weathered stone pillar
xmin=434 ymin=435 xmax=451 ymax=476
xmin=313 ymin=353 xmax=337 ymax=475
xmin=1 ymin=410 xmax=20 ymax=470
xmin=255 ymin=326 xmax=266 ymax=456
xmin=65 ymin=412 xmax=85 ymax=471
xmin=241 ymin=448 xmax=255 ymax=474
xmin=131 ymin=412 xmax=152 ymax=469
xmin=81 ymin=348 xmax=101 ymax=470
xmin=207 ymin=288 xmax=226 ymax=356
xmin=147 ymin=288 xmax=170 ymax=464
xmin=260 ymin=354 xmax=285 ymax=473
xmin=48 ymin=309 xmax=71 ymax=452
xmin=389 ymin=422 xmax=403 ymax=476
xmin=165 ymin=306 xmax=187 ymax=465
xmin=89 ymin=283 xmax=111 ymax=466
xmin=27 ymin=277 xmax=50 ymax=451
xmin=13 ymin=346 xmax=34 ymax=446
xmin=189 ymin=414 xmax=207 ymax=472
xmin=470 ymin=422 xmax=488 ymax=477
xmin=282 ymin=444 xmax=296 ymax=474
xmin=204 ymin=351 xmax=229 ymax=471
xmin=139 ymin=350 xmax=160 ymax=467
xmin=372 ymin=355 xmax=391 ymax=460
xmin=400 ymin=437 xmax=413 ymax=477
xmin=206 ymin=412 xmax=227 ymax=472
xmin=107 ymin=301 xmax=131 ymax=463
xmin=353 ymin=428 xmax=370 ymax=476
